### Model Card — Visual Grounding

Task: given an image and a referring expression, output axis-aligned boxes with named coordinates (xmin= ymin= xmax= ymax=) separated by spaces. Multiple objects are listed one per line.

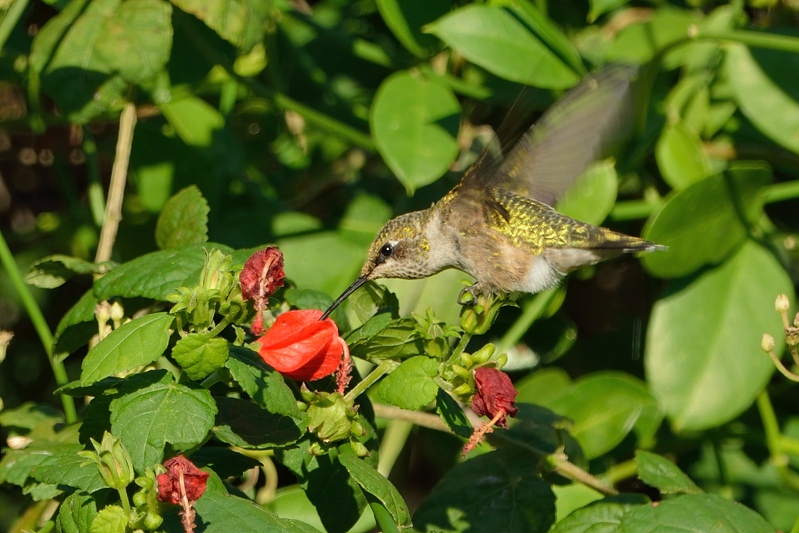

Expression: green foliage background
xmin=2 ymin=0 xmax=799 ymax=531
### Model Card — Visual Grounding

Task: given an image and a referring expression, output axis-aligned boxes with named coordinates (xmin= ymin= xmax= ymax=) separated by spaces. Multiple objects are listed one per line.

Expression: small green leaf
xmin=376 ymin=356 xmax=438 ymax=410
xmin=656 ymin=122 xmax=713 ymax=190
xmin=31 ymin=450 xmax=106 ymax=494
xmin=80 ymin=313 xmax=174 ymax=386
xmin=0 ymin=442 xmax=82 ymax=492
xmin=620 ymin=493 xmax=775 ymax=532
xmin=110 ymin=379 xmax=217 ymax=472
xmin=643 ymin=164 xmax=770 ymax=278
xmin=646 ymin=241 xmax=792 ymax=432
xmin=0 ymin=402 xmax=62 ymax=431
xmin=436 ymin=389 xmax=472 ymax=438
xmin=212 ymin=397 xmax=304 ymax=449
xmin=371 ymin=71 xmax=460 ymax=194
xmin=427 ymin=5 xmax=579 ymax=89
xmin=155 ymin=185 xmax=210 ymax=250
xmin=588 ymin=0 xmax=630 ymax=22
xmin=25 ymin=255 xmax=104 ymax=288
xmin=172 ymin=334 xmax=228 ymax=381
xmin=226 ymin=347 xmax=301 ymax=418
xmin=556 ymin=160 xmax=618 ymax=226
xmin=339 ymin=454 xmax=412 ymax=529
xmin=413 ymin=448 xmax=556 ymax=533
xmin=636 ymin=451 xmax=702 ymax=495
xmin=160 ymin=95 xmax=225 ymax=153
xmin=57 ymin=492 xmax=98 ymax=533
xmin=551 ymin=497 xmax=648 ymax=533
xmin=170 ymin=0 xmax=271 ymax=50
xmin=54 ymin=290 xmax=99 ymax=357
xmin=605 ymin=7 xmax=701 ymax=68
xmin=348 ymin=317 xmax=423 ymax=362
xmin=93 ymin=243 xmax=233 ymax=301
xmin=90 ymin=504 xmax=127 ymax=533
xmin=375 ymin=0 xmax=449 ymax=57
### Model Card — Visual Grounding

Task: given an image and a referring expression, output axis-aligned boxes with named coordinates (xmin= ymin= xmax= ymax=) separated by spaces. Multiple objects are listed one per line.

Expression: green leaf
xmin=191 ymin=471 xmax=318 ymax=532
xmin=556 ymin=160 xmax=618 ymax=226
xmin=516 ymin=367 xmax=572 ymax=406
xmin=94 ymin=243 xmax=233 ymax=301
xmin=646 ymin=241 xmax=792 ymax=432
xmin=726 ymin=43 xmax=799 ymax=155
xmin=588 ymin=0 xmax=629 ymax=22
xmin=170 ymin=0 xmax=271 ymax=50
xmin=348 ymin=317 xmax=422 ymax=361
xmin=226 ymin=346 xmax=302 ymax=418
xmin=0 ymin=442 xmax=82 ymax=492
xmin=655 ymin=122 xmax=713 ymax=190
xmin=93 ymin=0 xmax=172 ymax=83
xmin=370 ymin=71 xmax=460 ymax=194
xmin=501 ymin=404 xmax=586 ymax=470
xmin=413 ymin=448 xmax=556 ymax=533
xmin=551 ymin=497 xmax=648 ymax=533
xmin=436 ymin=389 xmax=472 ymax=439
xmin=642 ymin=164 xmax=770 ymax=278
xmin=155 ymin=185 xmax=210 ymax=250
xmin=159 ymin=95 xmax=225 ymax=153
xmin=24 ymin=255 xmax=104 ymax=288
xmin=54 ymin=289 xmax=99 ymax=357
xmin=90 ymin=504 xmax=127 ymax=533
xmin=375 ymin=0 xmax=450 ymax=58
xmin=212 ymin=397 xmax=304 ymax=449
xmin=56 ymin=492 xmax=98 ymax=533
xmin=376 ymin=356 xmax=438 ymax=410
xmin=338 ymin=454 xmax=412 ymax=529
xmin=172 ymin=334 xmax=229 ymax=381
xmin=427 ymin=5 xmax=579 ymax=89
xmin=0 ymin=402 xmax=63 ymax=431
xmin=30 ymin=450 xmax=106 ymax=494
xmin=620 ymin=493 xmax=775 ymax=532
xmin=110 ymin=379 xmax=217 ymax=472
xmin=635 ymin=451 xmax=702 ymax=495
xmin=80 ymin=313 xmax=174 ymax=386
xmin=543 ymin=372 xmax=662 ymax=459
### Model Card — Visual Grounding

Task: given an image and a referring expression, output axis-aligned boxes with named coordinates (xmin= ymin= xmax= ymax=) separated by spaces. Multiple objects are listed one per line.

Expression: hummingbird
xmin=322 ymin=65 xmax=664 ymax=319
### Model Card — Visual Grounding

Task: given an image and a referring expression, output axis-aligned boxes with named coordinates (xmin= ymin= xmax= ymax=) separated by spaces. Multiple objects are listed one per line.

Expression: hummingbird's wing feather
xmin=467 ymin=64 xmax=640 ymax=207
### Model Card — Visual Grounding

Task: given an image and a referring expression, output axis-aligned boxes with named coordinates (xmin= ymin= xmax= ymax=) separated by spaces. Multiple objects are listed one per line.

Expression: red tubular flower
xmin=240 ymin=247 xmax=285 ymax=335
xmin=471 ymin=367 xmax=519 ymax=428
xmin=257 ymin=309 xmax=347 ymax=382
xmin=156 ymin=455 xmax=209 ymax=505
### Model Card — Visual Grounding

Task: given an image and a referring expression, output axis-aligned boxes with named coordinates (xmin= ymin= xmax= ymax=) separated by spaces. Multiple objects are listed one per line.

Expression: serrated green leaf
xmin=551 ymin=497 xmax=648 ymax=533
xmin=0 ymin=402 xmax=62 ymax=431
xmin=225 ymin=346 xmax=302 ymax=418
xmin=376 ymin=356 xmax=438 ymax=410
xmin=375 ymin=0 xmax=449 ymax=57
xmin=643 ymin=164 xmax=770 ymax=278
xmin=170 ymin=0 xmax=271 ymax=50
xmin=80 ymin=313 xmax=174 ymax=386
xmin=90 ymin=504 xmax=127 ymax=533
xmin=646 ymin=241 xmax=792 ymax=432
xmin=57 ymin=492 xmax=98 ymax=533
xmin=620 ymin=493 xmax=775 ymax=532
xmin=31 ymin=450 xmax=106 ymax=494
xmin=414 ymin=448 xmax=556 ymax=533
xmin=155 ymin=185 xmax=210 ymax=250
xmin=110 ymin=379 xmax=217 ymax=471
xmin=348 ymin=317 xmax=422 ymax=362
xmin=436 ymin=389 xmax=472 ymax=439
xmin=371 ymin=71 xmax=460 ymax=194
xmin=172 ymin=334 xmax=228 ymax=381
xmin=212 ymin=397 xmax=304 ymax=449
xmin=656 ymin=122 xmax=713 ymax=190
xmin=636 ymin=451 xmax=702 ymax=495
xmin=25 ymin=255 xmax=104 ymax=288
xmin=427 ymin=5 xmax=578 ymax=89
xmin=338 ymin=453 xmax=411 ymax=529
xmin=93 ymin=243 xmax=233 ymax=301
xmin=54 ymin=289 xmax=99 ymax=357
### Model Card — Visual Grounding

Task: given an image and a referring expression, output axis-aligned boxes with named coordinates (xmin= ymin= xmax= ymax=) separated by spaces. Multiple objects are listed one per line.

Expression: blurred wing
xmin=467 ymin=64 xmax=640 ymax=207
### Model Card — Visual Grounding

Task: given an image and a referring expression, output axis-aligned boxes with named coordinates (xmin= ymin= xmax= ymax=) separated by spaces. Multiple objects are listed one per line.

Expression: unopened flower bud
xmin=761 ymin=333 xmax=776 ymax=353
xmin=453 ymin=383 xmax=472 ymax=396
xmin=471 ymin=343 xmax=496 ymax=364
xmin=452 ymin=364 xmax=470 ymax=379
xmin=349 ymin=440 xmax=369 ymax=457
xmin=776 ymin=294 xmax=791 ymax=313
xmin=79 ymin=432 xmax=135 ymax=490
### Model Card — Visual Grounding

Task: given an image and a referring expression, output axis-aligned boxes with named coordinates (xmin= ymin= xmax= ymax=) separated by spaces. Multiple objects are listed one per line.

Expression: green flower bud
xmin=453 ymin=383 xmax=472 ymax=397
xmin=307 ymin=392 xmax=355 ymax=443
xmin=144 ymin=512 xmax=164 ymax=531
xmin=350 ymin=439 xmax=369 ymax=457
xmin=459 ymin=352 xmax=474 ymax=367
xmin=459 ymin=293 xmax=507 ymax=335
xmin=452 ymin=365 xmax=470 ymax=379
xmin=761 ymin=333 xmax=776 ymax=353
xmin=471 ymin=343 xmax=496 ymax=364
xmin=78 ymin=432 xmax=134 ymax=490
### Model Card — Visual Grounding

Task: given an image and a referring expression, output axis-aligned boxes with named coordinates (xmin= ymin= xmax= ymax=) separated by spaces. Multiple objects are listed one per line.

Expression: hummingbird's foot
xmin=457 ymin=285 xmax=480 ymax=306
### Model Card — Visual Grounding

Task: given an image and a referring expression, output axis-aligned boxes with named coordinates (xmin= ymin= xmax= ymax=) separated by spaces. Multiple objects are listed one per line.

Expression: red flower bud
xmin=257 ymin=309 xmax=346 ymax=382
xmin=240 ymin=247 xmax=285 ymax=334
xmin=471 ymin=367 xmax=518 ymax=428
xmin=156 ymin=455 xmax=209 ymax=505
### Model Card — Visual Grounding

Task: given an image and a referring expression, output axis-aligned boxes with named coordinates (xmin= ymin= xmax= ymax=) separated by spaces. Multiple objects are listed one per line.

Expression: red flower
xmin=257 ymin=309 xmax=348 ymax=383
xmin=156 ymin=455 xmax=209 ymax=505
xmin=240 ymin=247 xmax=285 ymax=335
xmin=471 ymin=367 xmax=518 ymax=428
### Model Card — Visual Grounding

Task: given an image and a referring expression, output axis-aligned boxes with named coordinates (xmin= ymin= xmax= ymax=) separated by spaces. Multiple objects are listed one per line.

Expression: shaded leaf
xmin=56 ymin=492 xmax=98 ymax=533
xmin=636 ymin=451 xmax=702 ymax=495
xmin=212 ymin=397 xmax=304 ymax=449
xmin=170 ymin=0 xmax=271 ymax=50
xmin=25 ymin=255 xmax=104 ymax=288
xmin=226 ymin=346 xmax=301 ymax=417
xmin=54 ymin=289 xmax=99 ymax=357
xmin=155 ymin=185 xmax=210 ymax=250
xmin=436 ymin=388 xmax=472 ymax=439
xmin=375 ymin=0 xmax=449 ymax=58
xmin=172 ymin=334 xmax=229 ymax=381
xmin=339 ymin=454 xmax=412 ymax=529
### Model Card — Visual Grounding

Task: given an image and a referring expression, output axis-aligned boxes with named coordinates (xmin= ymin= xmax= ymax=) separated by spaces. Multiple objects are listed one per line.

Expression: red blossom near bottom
xmin=257 ymin=309 xmax=352 ymax=392
xmin=463 ymin=367 xmax=519 ymax=455
xmin=157 ymin=455 xmax=209 ymax=533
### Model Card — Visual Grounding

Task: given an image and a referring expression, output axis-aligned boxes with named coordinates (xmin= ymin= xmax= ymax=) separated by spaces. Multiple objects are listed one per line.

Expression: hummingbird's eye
xmin=379 ymin=243 xmax=394 ymax=258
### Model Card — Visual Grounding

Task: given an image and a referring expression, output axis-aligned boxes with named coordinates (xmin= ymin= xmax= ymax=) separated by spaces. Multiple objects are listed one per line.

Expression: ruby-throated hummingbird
xmin=322 ymin=65 xmax=664 ymax=319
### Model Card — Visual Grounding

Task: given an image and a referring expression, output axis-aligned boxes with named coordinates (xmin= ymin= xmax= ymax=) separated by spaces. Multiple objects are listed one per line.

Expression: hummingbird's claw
xmin=457 ymin=285 xmax=479 ymax=306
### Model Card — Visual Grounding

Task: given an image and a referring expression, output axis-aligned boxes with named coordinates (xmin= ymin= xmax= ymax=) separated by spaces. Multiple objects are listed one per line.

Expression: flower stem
xmin=0 ymin=230 xmax=76 ymax=423
xmin=447 ymin=331 xmax=472 ymax=366
xmin=344 ymin=360 xmax=399 ymax=403
xmin=117 ymin=486 xmax=131 ymax=517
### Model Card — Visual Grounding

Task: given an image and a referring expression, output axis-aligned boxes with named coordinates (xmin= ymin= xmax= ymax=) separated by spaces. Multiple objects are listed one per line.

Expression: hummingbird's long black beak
xmin=320 ymin=276 xmax=369 ymax=320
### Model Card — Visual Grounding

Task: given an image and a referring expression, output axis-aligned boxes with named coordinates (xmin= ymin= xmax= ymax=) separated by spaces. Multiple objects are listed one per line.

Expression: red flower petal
xmin=156 ymin=455 xmax=209 ymax=505
xmin=240 ymin=247 xmax=285 ymax=301
xmin=471 ymin=367 xmax=518 ymax=428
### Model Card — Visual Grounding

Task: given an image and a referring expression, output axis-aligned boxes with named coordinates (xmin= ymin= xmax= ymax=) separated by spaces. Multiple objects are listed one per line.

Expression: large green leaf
xmin=427 ymin=5 xmax=578 ymax=89
xmin=226 ymin=346 xmax=302 ymax=418
xmin=212 ymin=397 xmax=304 ymax=449
xmin=551 ymin=498 xmax=645 ymax=533
xmin=375 ymin=356 xmax=438 ymax=411
xmin=172 ymin=333 xmax=228 ymax=381
xmin=80 ymin=313 xmax=174 ymax=386
xmin=375 ymin=0 xmax=450 ymax=58
xmin=339 ymin=454 xmax=412 ymax=529
xmin=170 ymin=0 xmax=270 ymax=50
xmin=642 ymin=164 xmax=770 ymax=278
xmin=646 ymin=241 xmax=792 ymax=432
xmin=655 ymin=121 xmax=713 ymax=190
xmin=155 ymin=185 xmax=210 ymax=250
xmin=57 ymin=492 xmax=98 ymax=533
xmin=370 ymin=71 xmax=460 ymax=194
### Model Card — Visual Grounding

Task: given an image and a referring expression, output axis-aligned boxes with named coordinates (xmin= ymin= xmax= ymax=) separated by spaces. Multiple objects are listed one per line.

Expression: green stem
xmin=0 ymin=0 xmax=29 ymax=51
xmin=447 ymin=331 xmax=472 ymax=366
xmin=698 ymin=29 xmax=799 ymax=54
xmin=764 ymin=180 xmax=799 ymax=204
xmin=603 ymin=458 xmax=638 ymax=485
xmin=418 ymin=65 xmax=493 ymax=100
xmin=207 ymin=317 xmax=231 ymax=338
xmin=344 ymin=360 xmax=399 ymax=403
xmin=377 ymin=419 xmax=413 ymax=477
xmin=82 ymin=129 xmax=106 ymax=227
xmin=369 ymin=501 xmax=400 ymax=533
xmin=609 ymin=199 xmax=660 ymax=222
xmin=0 ymin=230 xmax=76 ymax=423
xmin=372 ymin=403 xmax=450 ymax=433
xmin=117 ymin=486 xmax=131 ymax=516
xmin=496 ymin=289 xmax=558 ymax=355
xmin=546 ymin=454 xmax=619 ymax=496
